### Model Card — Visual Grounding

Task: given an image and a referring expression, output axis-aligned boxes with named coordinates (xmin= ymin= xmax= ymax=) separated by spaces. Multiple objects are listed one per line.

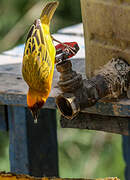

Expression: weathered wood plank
xmin=61 ymin=113 xmax=130 ymax=135
xmin=83 ymin=98 xmax=130 ymax=117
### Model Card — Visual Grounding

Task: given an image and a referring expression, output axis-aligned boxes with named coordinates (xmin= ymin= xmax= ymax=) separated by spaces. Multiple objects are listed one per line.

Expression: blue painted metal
xmin=0 ymin=105 xmax=8 ymax=131
xmin=26 ymin=108 xmax=58 ymax=177
xmin=8 ymin=106 xmax=29 ymax=174
xmin=8 ymin=105 xmax=58 ymax=177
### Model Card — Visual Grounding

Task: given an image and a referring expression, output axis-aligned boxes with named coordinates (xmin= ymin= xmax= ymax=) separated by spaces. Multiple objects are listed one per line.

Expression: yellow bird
xmin=22 ymin=1 xmax=59 ymax=123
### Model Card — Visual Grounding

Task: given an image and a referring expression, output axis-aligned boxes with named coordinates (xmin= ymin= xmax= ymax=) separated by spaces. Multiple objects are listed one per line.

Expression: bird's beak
xmin=31 ymin=109 xmax=40 ymax=124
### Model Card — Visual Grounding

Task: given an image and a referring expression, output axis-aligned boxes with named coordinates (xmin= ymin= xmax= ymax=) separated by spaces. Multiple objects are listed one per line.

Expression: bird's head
xmin=27 ymin=88 xmax=45 ymax=123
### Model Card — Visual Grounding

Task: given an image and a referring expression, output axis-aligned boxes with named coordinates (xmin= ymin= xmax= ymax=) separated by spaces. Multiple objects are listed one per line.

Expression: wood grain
xmin=61 ymin=113 xmax=130 ymax=135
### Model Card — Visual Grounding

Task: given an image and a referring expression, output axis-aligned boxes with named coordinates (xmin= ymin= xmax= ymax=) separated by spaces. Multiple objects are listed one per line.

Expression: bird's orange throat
xmin=27 ymin=88 xmax=45 ymax=110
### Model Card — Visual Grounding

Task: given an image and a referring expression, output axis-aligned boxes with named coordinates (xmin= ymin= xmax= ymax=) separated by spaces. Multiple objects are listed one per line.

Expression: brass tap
xmin=56 ymin=58 xmax=130 ymax=119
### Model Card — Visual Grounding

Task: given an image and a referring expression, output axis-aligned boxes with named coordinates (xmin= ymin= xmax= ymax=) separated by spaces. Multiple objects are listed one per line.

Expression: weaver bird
xmin=22 ymin=1 xmax=59 ymax=123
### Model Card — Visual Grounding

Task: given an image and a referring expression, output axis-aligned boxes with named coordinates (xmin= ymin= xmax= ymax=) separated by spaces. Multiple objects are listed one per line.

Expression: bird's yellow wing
xmin=22 ymin=19 xmax=55 ymax=92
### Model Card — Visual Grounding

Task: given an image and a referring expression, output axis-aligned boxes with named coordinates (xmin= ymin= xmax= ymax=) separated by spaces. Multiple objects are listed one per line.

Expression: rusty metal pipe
xmin=56 ymin=58 xmax=130 ymax=119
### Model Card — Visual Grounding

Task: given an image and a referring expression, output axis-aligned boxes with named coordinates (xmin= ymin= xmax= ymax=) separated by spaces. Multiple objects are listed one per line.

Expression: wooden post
xmin=8 ymin=106 xmax=58 ymax=177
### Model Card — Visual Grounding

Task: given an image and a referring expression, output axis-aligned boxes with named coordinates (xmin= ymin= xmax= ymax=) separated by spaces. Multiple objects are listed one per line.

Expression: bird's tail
xmin=40 ymin=1 xmax=59 ymax=25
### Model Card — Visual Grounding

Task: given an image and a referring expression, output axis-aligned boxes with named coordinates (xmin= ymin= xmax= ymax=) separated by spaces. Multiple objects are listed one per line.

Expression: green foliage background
xmin=57 ymin=112 xmax=125 ymax=180
xmin=0 ymin=0 xmax=81 ymax=52
xmin=0 ymin=0 xmax=125 ymax=179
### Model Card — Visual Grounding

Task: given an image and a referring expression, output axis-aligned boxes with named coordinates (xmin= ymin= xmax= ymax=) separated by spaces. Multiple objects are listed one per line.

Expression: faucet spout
xmin=56 ymin=58 xmax=130 ymax=119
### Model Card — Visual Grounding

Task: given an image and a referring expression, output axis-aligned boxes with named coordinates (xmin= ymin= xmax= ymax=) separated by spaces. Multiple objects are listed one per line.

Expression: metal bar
xmin=26 ymin=108 xmax=58 ymax=177
xmin=8 ymin=106 xmax=29 ymax=174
